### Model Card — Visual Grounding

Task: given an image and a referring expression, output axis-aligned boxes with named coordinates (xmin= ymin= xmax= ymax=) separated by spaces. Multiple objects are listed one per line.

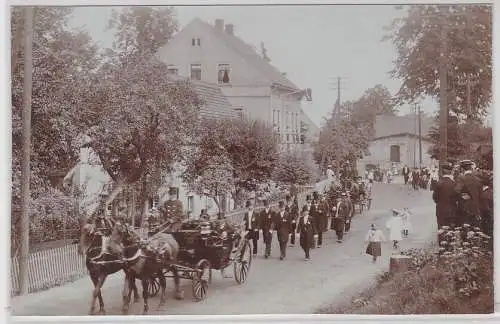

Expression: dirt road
xmin=12 ymin=183 xmax=436 ymax=315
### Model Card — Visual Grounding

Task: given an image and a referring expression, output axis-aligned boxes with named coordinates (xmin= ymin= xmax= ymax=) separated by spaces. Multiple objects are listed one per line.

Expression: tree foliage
xmin=183 ymin=117 xmax=279 ymax=208
xmin=273 ymin=151 xmax=314 ymax=186
xmin=428 ymin=115 xmax=492 ymax=162
xmin=384 ymin=4 xmax=492 ymax=119
xmin=107 ymin=7 xmax=178 ymax=58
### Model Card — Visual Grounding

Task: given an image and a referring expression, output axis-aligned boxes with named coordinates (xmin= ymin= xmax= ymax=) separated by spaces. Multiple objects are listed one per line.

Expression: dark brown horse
xmin=78 ymin=216 xmax=140 ymax=315
xmin=114 ymin=220 xmax=184 ymax=315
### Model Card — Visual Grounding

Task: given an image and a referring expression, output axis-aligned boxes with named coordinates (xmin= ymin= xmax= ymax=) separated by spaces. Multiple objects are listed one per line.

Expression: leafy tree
xmin=273 ymin=151 xmax=314 ymax=186
xmin=107 ymin=7 xmax=178 ymax=59
xmin=351 ymin=85 xmax=398 ymax=126
xmin=428 ymin=114 xmax=492 ymax=161
xmin=384 ymin=4 xmax=492 ymax=119
xmin=183 ymin=117 xmax=279 ymax=209
xmin=79 ymin=56 xmax=202 ymax=212
xmin=11 ymin=7 xmax=100 ymax=253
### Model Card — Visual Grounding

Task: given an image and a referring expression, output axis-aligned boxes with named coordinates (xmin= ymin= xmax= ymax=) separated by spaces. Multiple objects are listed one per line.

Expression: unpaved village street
xmin=12 ymin=182 xmax=437 ymax=316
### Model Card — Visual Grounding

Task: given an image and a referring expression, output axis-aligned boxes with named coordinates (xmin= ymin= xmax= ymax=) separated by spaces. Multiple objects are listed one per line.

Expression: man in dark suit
xmin=411 ymin=169 xmax=420 ymax=190
xmin=332 ymin=193 xmax=349 ymax=243
xmin=478 ymin=173 xmax=493 ymax=237
xmin=259 ymin=200 xmax=274 ymax=258
xmin=243 ymin=199 xmax=259 ymax=256
xmin=310 ymin=194 xmax=328 ymax=248
xmin=344 ymin=192 xmax=355 ymax=233
xmin=297 ymin=206 xmax=316 ymax=261
xmin=273 ymin=201 xmax=292 ymax=260
xmin=402 ymin=165 xmax=410 ymax=185
xmin=285 ymin=195 xmax=299 ymax=246
xmin=432 ymin=163 xmax=459 ymax=229
xmin=160 ymin=187 xmax=184 ymax=224
xmin=454 ymin=160 xmax=483 ymax=228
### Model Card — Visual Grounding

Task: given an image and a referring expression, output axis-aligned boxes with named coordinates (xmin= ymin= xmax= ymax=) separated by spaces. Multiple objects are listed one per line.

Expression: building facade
xmin=156 ymin=17 xmax=313 ymax=151
xmin=357 ymin=115 xmax=437 ymax=174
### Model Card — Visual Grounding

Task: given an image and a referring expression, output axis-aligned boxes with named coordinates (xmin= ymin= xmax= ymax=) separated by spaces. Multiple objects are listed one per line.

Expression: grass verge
xmin=316 ymin=225 xmax=494 ymax=314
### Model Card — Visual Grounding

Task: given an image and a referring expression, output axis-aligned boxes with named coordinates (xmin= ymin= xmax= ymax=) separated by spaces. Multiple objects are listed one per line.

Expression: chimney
xmin=215 ymin=19 xmax=224 ymax=32
xmin=225 ymin=23 xmax=234 ymax=35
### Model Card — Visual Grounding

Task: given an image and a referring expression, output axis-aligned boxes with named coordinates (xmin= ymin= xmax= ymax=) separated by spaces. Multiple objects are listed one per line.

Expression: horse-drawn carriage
xmin=145 ymin=218 xmax=252 ymax=301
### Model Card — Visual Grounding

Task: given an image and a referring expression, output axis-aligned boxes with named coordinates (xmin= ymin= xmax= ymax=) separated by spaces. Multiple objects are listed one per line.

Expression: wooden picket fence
xmin=11 ymin=244 xmax=87 ymax=296
xmin=10 ymin=181 xmax=326 ymax=296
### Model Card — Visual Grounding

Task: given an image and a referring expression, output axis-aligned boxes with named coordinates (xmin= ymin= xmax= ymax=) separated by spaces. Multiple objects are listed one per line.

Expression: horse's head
xmin=111 ymin=220 xmax=140 ymax=247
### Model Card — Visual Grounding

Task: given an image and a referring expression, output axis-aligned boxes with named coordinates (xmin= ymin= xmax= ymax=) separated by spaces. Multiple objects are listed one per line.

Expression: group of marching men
xmin=241 ymin=187 xmax=358 ymax=261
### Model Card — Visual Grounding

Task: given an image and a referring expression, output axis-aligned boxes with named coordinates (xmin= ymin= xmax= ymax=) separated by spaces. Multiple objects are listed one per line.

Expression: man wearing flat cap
xmin=259 ymin=199 xmax=274 ymax=258
xmin=160 ymin=187 xmax=184 ymax=226
xmin=432 ymin=163 xmax=459 ymax=229
xmin=454 ymin=160 xmax=482 ymax=227
xmin=243 ymin=199 xmax=259 ymax=256
xmin=272 ymin=201 xmax=293 ymax=260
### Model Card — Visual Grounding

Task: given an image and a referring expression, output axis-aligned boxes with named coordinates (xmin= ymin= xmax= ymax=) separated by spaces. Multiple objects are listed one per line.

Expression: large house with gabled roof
xmin=155 ymin=17 xmax=314 ymax=152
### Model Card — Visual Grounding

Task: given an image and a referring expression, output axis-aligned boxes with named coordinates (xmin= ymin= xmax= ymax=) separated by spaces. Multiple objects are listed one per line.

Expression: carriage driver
xmin=159 ymin=187 xmax=185 ymax=228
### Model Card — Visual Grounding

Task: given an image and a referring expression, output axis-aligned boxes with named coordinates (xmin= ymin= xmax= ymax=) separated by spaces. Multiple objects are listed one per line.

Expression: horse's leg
xmin=172 ymin=267 xmax=184 ymax=300
xmin=132 ymin=278 xmax=140 ymax=303
xmin=158 ymin=269 xmax=167 ymax=307
xmin=97 ymin=275 xmax=108 ymax=315
xmin=122 ymin=272 xmax=132 ymax=315
xmin=141 ymin=279 xmax=149 ymax=315
xmin=88 ymin=272 xmax=99 ymax=315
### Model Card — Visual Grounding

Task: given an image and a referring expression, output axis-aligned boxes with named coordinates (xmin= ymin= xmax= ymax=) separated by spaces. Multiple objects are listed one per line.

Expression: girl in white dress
xmin=386 ymin=209 xmax=403 ymax=249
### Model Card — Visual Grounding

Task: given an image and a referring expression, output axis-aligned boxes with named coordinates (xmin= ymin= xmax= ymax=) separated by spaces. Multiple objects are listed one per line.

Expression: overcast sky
xmin=69 ymin=5 xmax=439 ymax=127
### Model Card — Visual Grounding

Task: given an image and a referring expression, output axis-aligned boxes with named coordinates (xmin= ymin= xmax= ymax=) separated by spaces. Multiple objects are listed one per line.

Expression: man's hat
xmin=459 ymin=160 xmax=475 ymax=169
xmin=440 ymin=162 xmax=454 ymax=172
xmin=263 ymin=199 xmax=269 ymax=206
xmin=391 ymin=208 xmax=400 ymax=214
xmin=168 ymin=187 xmax=177 ymax=195
xmin=341 ymin=192 xmax=347 ymax=197
xmin=301 ymin=205 xmax=309 ymax=213
xmin=285 ymin=195 xmax=291 ymax=201
xmin=245 ymin=200 xmax=252 ymax=208
xmin=306 ymin=195 xmax=312 ymax=201
xmin=278 ymin=201 xmax=285 ymax=208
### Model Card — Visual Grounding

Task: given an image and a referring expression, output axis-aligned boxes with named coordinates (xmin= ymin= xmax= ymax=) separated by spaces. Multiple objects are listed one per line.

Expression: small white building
xmin=357 ymin=115 xmax=437 ymax=174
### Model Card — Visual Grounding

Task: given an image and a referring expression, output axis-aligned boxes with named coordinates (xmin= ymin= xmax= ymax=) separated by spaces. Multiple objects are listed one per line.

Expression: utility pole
xmin=412 ymin=103 xmax=417 ymax=168
xmin=418 ymin=104 xmax=423 ymax=166
xmin=438 ymin=6 xmax=448 ymax=176
xmin=19 ymin=6 xmax=34 ymax=296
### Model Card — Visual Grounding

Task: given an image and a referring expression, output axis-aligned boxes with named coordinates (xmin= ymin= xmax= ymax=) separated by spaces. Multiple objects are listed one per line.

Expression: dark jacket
xmin=243 ymin=209 xmax=260 ymax=239
xmin=454 ymin=172 xmax=483 ymax=221
xmin=432 ymin=176 xmax=459 ymax=228
xmin=297 ymin=215 xmax=316 ymax=248
xmin=259 ymin=208 xmax=275 ymax=232
xmin=310 ymin=201 xmax=328 ymax=233
xmin=273 ymin=210 xmax=293 ymax=242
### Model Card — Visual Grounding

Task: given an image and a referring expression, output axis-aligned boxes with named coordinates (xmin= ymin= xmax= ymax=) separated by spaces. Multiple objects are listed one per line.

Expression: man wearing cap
xmin=454 ymin=160 xmax=482 ymax=227
xmin=297 ymin=206 xmax=316 ymax=261
xmin=402 ymin=165 xmax=411 ymax=185
xmin=285 ymin=195 xmax=299 ymax=246
xmin=432 ymin=163 xmax=459 ymax=229
xmin=159 ymin=187 xmax=184 ymax=226
xmin=243 ymin=199 xmax=259 ymax=256
xmin=332 ymin=193 xmax=349 ymax=243
xmin=272 ymin=201 xmax=293 ymax=260
xmin=259 ymin=200 xmax=274 ymax=258
xmin=344 ymin=192 xmax=355 ymax=233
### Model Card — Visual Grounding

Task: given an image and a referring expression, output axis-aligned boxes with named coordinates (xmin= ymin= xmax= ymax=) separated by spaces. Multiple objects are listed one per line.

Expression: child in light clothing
xmin=400 ymin=208 xmax=412 ymax=238
xmin=386 ymin=209 xmax=404 ymax=249
xmin=365 ymin=224 xmax=386 ymax=262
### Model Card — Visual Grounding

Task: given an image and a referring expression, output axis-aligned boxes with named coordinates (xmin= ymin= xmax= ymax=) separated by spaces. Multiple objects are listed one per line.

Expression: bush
xmin=318 ymin=225 xmax=493 ymax=314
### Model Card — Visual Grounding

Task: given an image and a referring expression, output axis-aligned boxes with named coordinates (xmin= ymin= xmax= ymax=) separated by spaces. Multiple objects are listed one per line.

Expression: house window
xmin=390 ymin=145 xmax=401 ymax=163
xmin=218 ymin=64 xmax=230 ymax=84
xmin=190 ymin=64 xmax=202 ymax=81
xmin=286 ymin=134 xmax=290 ymax=143
xmin=167 ymin=65 xmax=178 ymax=75
xmin=192 ymin=37 xmax=201 ymax=46
xmin=187 ymin=195 xmax=194 ymax=213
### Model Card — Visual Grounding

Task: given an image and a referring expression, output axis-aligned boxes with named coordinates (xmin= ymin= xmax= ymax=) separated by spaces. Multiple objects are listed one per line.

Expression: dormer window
xmin=192 ymin=37 xmax=201 ymax=46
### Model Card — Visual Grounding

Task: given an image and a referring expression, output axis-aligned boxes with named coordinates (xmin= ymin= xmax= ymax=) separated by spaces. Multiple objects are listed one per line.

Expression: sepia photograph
xmin=8 ymin=1 xmax=494 ymax=319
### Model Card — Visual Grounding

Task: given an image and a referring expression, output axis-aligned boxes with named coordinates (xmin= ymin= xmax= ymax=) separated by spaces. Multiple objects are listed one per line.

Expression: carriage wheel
xmin=192 ymin=259 xmax=210 ymax=301
xmin=234 ymin=239 xmax=252 ymax=284
xmin=148 ymin=277 xmax=161 ymax=297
